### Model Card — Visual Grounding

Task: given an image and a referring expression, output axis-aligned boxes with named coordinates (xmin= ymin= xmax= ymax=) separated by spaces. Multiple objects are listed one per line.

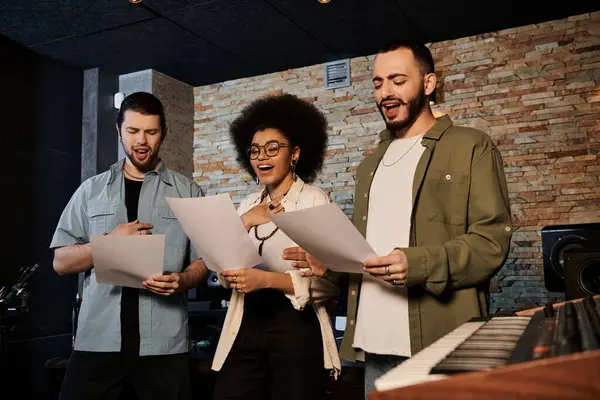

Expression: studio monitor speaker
xmin=564 ymin=248 xmax=600 ymax=300
xmin=541 ymin=223 xmax=600 ymax=292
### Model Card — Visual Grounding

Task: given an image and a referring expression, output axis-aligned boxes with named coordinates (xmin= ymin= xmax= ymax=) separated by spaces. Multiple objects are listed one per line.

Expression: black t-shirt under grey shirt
xmin=121 ymin=178 xmax=143 ymax=357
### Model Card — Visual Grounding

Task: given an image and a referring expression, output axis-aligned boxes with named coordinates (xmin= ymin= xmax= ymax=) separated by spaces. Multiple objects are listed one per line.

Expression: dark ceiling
xmin=1 ymin=0 xmax=598 ymax=86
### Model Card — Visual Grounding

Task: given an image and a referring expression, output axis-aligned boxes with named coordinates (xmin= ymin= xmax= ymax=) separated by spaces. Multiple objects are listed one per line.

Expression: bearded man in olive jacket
xmin=285 ymin=40 xmax=512 ymax=396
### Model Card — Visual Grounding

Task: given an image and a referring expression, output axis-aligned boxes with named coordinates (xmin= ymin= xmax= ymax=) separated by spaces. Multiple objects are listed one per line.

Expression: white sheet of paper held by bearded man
xmin=91 ymin=234 xmax=165 ymax=288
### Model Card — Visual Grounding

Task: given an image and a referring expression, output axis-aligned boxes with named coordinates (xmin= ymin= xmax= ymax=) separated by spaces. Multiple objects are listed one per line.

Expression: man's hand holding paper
xmin=363 ymin=249 xmax=408 ymax=286
xmin=109 ymin=220 xmax=154 ymax=236
xmin=143 ymin=271 xmax=181 ymax=295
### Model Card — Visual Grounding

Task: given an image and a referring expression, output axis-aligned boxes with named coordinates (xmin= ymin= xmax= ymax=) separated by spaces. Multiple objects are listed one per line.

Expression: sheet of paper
xmin=91 ymin=234 xmax=165 ymax=288
xmin=269 ymin=203 xmax=375 ymax=273
xmin=166 ymin=194 xmax=261 ymax=273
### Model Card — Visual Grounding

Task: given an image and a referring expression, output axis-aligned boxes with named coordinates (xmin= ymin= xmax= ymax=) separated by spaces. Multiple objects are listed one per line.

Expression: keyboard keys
xmin=374 ymin=321 xmax=485 ymax=391
xmin=375 ymin=296 xmax=600 ymax=393
xmin=430 ymin=316 xmax=531 ymax=375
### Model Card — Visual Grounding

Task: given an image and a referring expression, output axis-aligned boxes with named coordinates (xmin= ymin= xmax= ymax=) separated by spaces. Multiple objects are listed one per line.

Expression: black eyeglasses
xmin=247 ymin=140 xmax=289 ymax=160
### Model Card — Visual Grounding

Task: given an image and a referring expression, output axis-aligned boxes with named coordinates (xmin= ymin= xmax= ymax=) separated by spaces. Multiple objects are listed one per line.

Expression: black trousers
xmin=212 ymin=289 xmax=329 ymax=400
xmin=58 ymin=351 xmax=191 ymax=400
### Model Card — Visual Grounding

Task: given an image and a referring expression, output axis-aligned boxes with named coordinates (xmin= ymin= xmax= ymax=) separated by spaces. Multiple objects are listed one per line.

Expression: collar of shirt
xmin=107 ymin=159 xmax=173 ymax=186
xmin=378 ymin=114 xmax=453 ymax=143
xmin=248 ymin=177 xmax=306 ymax=208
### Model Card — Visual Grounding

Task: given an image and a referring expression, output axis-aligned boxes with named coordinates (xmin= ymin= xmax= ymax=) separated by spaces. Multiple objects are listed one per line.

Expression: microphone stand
xmin=0 ymin=263 xmax=40 ymax=389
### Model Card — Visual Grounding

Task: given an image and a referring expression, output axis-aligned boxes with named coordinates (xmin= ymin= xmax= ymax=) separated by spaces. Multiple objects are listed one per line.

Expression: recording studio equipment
xmin=0 ymin=263 xmax=40 ymax=310
xmin=564 ymin=248 xmax=600 ymax=300
xmin=0 ymin=263 xmax=40 ymax=388
xmin=541 ymin=223 xmax=600 ymax=292
xmin=187 ymin=270 xmax=230 ymax=361
xmin=187 ymin=270 xmax=230 ymax=313
xmin=71 ymin=292 xmax=81 ymax=348
xmin=206 ymin=270 xmax=221 ymax=289
xmin=374 ymin=296 xmax=600 ymax=394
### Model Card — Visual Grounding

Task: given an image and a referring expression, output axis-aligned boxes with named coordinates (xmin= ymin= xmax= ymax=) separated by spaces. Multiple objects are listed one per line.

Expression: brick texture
xmin=194 ymin=12 xmax=600 ymax=313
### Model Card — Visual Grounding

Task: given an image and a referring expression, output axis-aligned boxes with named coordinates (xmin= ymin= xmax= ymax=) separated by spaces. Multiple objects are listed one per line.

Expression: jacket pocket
xmin=425 ymin=171 xmax=469 ymax=226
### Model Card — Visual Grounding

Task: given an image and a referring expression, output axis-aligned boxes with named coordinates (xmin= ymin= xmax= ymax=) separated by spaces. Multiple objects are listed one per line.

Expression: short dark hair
xmin=230 ymin=93 xmax=329 ymax=183
xmin=378 ymin=40 xmax=435 ymax=75
xmin=116 ymin=92 xmax=166 ymax=134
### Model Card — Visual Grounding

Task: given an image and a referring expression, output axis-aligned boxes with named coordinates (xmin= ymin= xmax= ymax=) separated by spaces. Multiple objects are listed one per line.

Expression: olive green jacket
xmin=339 ymin=115 xmax=513 ymax=361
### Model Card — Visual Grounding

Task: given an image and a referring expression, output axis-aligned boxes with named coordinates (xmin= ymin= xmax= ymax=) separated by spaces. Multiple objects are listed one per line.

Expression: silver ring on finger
xmin=392 ymin=279 xmax=397 ymax=285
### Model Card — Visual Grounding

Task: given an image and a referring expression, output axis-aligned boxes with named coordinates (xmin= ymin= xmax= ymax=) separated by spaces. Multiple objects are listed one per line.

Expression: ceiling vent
xmin=324 ymin=59 xmax=350 ymax=89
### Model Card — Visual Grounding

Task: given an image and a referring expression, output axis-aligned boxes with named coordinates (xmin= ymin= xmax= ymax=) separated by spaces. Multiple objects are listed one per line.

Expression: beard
xmin=377 ymin=85 xmax=427 ymax=133
xmin=122 ymin=142 xmax=160 ymax=173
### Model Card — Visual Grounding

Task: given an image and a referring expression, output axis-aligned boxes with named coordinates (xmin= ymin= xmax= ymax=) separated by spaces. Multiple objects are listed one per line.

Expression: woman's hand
xmin=240 ymin=195 xmax=284 ymax=231
xmin=283 ymin=247 xmax=328 ymax=277
xmin=221 ymin=268 xmax=270 ymax=294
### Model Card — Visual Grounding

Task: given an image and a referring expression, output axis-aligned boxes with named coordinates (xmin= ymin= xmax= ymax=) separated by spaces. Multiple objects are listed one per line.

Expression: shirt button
xmin=351 ymin=290 xmax=356 ymax=295
xmin=445 ymin=174 xmax=451 ymax=180
xmin=231 ymin=331 xmax=236 ymax=336
xmin=363 ymin=193 xmax=368 ymax=198
xmin=505 ymin=226 xmax=511 ymax=232
xmin=369 ymin=172 xmax=374 ymax=177
xmin=362 ymin=216 xmax=367 ymax=221
xmin=349 ymin=320 xmax=355 ymax=326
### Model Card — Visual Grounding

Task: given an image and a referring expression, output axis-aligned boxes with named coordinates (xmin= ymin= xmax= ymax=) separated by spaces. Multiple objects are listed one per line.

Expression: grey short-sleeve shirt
xmin=50 ymin=160 xmax=203 ymax=355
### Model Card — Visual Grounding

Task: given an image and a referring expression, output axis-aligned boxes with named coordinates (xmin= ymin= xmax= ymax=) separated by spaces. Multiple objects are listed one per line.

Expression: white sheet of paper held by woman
xmin=166 ymin=194 xmax=261 ymax=273
xmin=91 ymin=234 xmax=165 ymax=288
xmin=269 ymin=203 xmax=375 ymax=273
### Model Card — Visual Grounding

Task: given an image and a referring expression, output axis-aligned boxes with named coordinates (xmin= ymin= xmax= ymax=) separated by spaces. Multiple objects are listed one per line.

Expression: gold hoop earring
xmin=291 ymin=160 xmax=297 ymax=181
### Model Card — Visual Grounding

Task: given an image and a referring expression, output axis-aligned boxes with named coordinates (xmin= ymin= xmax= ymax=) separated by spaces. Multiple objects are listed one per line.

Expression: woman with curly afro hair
xmin=211 ymin=93 xmax=341 ymax=400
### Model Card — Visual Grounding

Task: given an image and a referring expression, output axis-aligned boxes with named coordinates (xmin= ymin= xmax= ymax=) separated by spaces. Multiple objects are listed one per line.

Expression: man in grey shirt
xmin=50 ymin=92 xmax=208 ymax=400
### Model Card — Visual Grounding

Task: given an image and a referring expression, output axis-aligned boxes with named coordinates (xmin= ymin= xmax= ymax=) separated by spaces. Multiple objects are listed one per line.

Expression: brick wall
xmin=193 ymin=11 xmax=600 ymax=312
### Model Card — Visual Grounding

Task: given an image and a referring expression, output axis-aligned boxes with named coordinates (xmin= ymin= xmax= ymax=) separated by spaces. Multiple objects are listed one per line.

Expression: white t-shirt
xmin=353 ymin=133 xmax=426 ymax=356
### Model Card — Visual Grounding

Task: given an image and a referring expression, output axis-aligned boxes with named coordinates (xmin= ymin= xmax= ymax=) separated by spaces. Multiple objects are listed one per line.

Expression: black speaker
xmin=564 ymin=248 xmax=600 ymax=300
xmin=541 ymin=223 xmax=600 ymax=292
